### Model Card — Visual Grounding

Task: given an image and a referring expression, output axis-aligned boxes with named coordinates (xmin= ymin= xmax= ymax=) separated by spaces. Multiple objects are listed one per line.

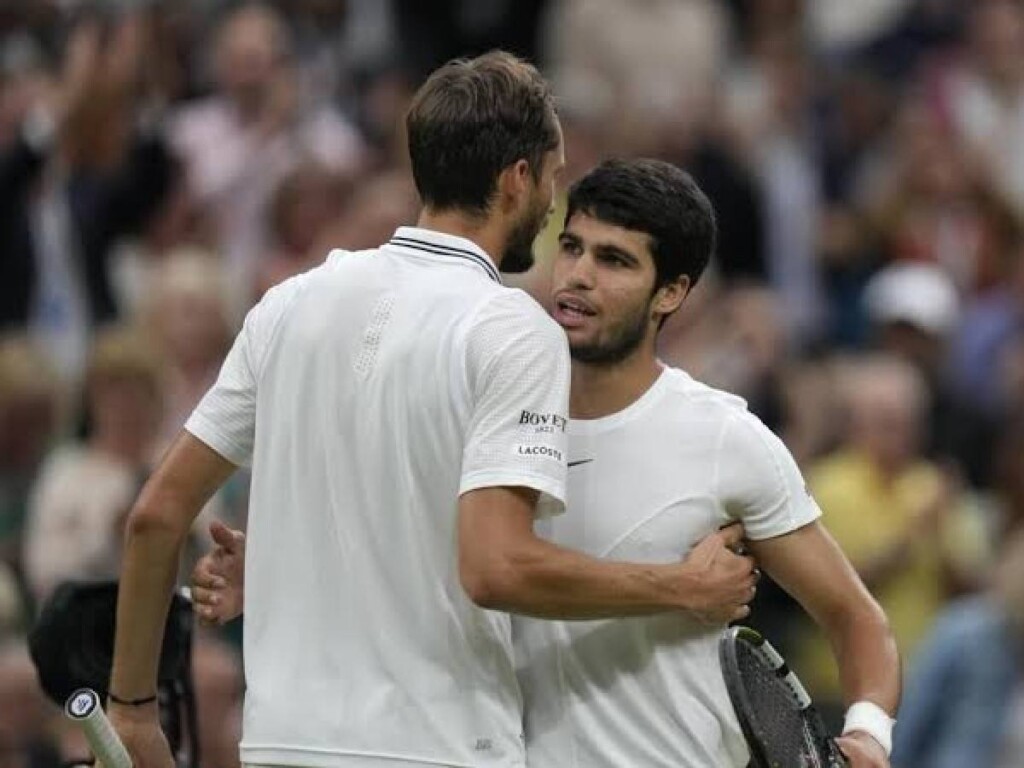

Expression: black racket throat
xmin=719 ymin=627 xmax=847 ymax=768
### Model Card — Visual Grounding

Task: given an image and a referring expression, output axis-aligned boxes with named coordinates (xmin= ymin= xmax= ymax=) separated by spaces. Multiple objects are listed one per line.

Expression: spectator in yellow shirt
xmin=797 ymin=354 xmax=987 ymax=714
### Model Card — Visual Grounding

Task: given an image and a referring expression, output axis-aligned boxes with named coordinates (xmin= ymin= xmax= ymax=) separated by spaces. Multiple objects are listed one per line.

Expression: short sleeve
xmin=185 ymin=279 xmax=299 ymax=465
xmin=715 ymin=411 xmax=821 ymax=540
xmin=460 ymin=291 xmax=571 ymax=514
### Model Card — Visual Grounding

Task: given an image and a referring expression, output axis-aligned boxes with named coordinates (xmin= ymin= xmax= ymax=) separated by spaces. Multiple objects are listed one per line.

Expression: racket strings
xmin=735 ymin=641 xmax=815 ymax=764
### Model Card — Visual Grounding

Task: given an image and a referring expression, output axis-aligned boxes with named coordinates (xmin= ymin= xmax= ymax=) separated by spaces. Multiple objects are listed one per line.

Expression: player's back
xmin=237 ymin=234 xmax=550 ymax=768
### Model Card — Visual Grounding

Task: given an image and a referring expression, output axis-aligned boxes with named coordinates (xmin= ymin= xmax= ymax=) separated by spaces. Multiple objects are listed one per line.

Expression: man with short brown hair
xmin=107 ymin=52 xmax=755 ymax=768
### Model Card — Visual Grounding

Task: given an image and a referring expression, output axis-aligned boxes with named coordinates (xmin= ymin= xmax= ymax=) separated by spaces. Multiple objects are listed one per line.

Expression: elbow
xmin=124 ymin=495 xmax=188 ymax=543
xmin=461 ymin=575 xmax=500 ymax=610
xmin=459 ymin=552 xmax=529 ymax=611
xmin=874 ymin=606 xmax=899 ymax=661
xmin=859 ymin=594 xmax=894 ymax=639
xmin=827 ymin=590 xmax=896 ymax=647
xmin=460 ymin=562 xmax=512 ymax=610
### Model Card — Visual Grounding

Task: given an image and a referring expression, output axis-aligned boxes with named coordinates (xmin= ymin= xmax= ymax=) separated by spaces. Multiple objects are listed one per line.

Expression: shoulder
xmin=657 ymin=370 xmax=798 ymax=467
xmin=712 ymin=402 xmax=797 ymax=477
xmin=256 ymin=247 xmax=376 ymax=307
xmin=661 ymin=367 xmax=750 ymax=415
xmin=483 ymin=285 xmax=549 ymax=314
xmin=250 ymin=269 xmax=311 ymax=322
xmin=463 ymin=289 xmax=568 ymax=375
xmin=240 ymin=269 xmax=325 ymax=365
xmin=287 ymin=246 xmax=404 ymax=299
xmin=660 ymin=369 xmax=774 ymax=442
xmin=322 ymin=247 xmax=376 ymax=270
xmin=469 ymin=288 xmax=563 ymax=338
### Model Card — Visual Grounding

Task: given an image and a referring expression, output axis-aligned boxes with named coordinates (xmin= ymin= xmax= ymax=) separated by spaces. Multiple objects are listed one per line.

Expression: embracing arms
xmin=458 ymin=486 xmax=756 ymax=621
xmin=192 ymin=492 xmax=759 ymax=626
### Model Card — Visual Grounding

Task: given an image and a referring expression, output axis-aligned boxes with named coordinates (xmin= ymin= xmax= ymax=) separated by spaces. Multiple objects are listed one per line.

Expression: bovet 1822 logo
xmin=518 ymin=410 xmax=568 ymax=433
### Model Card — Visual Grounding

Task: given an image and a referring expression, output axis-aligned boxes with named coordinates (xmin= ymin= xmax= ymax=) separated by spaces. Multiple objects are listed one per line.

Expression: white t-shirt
xmin=514 ymin=367 xmax=821 ymax=768
xmin=186 ymin=226 xmax=571 ymax=768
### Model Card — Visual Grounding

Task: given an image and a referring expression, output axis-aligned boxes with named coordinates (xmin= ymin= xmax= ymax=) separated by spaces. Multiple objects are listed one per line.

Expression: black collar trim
xmin=389 ymin=235 xmax=502 ymax=284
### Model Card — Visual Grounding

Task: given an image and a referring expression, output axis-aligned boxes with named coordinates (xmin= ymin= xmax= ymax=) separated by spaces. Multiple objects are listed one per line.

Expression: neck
xmin=569 ymin=341 xmax=663 ymax=420
xmin=416 ymin=208 xmax=506 ymax=267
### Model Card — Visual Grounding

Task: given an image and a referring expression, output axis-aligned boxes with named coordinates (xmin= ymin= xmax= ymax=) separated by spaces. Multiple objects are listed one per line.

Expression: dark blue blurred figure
xmin=892 ymin=530 xmax=1024 ymax=768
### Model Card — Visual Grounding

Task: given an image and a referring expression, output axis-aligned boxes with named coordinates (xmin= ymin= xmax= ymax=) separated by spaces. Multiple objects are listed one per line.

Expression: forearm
xmin=461 ymin=487 xmax=752 ymax=622
xmin=824 ymin=598 xmax=901 ymax=715
xmin=109 ymin=507 xmax=190 ymax=700
xmin=750 ymin=524 xmax=901 ymax=713
xmin=466 ymin=537 xmax=688 ymax=619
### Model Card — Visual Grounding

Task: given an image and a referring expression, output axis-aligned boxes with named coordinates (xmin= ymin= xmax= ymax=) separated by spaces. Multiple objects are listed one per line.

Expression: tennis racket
xmin=65 ymin=688 xmax=133 ymax=768
xmin=719 ymin=626 xmax=848 ymax=768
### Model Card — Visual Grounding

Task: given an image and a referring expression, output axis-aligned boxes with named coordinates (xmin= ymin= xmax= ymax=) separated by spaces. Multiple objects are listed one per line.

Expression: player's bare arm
xmin=108 ymin=432 xmax=238 ymax=768
xmin=748 ymin=521 xmax=899 ymax=767
xmin=459 ymin=486 xmax=757 ymax=622
xmin=192 ymin=502 xmax=758 ymax=626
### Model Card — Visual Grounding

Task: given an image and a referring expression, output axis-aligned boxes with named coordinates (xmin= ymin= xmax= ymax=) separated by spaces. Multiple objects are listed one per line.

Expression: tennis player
xmin=195 ymin=159 xmax=900 ymax=768
xmin=106 ymin=55 xmax=757 ymax=768
xmin=516 ymin=159 xmax=899 ymax=768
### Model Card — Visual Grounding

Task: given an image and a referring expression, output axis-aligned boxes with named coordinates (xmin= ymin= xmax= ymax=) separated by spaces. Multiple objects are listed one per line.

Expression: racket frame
xmin=719 ymin=626 xmax=847 ymax=768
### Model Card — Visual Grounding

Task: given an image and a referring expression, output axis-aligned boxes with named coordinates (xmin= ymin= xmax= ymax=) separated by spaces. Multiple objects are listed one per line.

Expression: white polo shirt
xmin=514 ymin=367 xmax=821 ymax=768
xmin=186 ymin=226 xmax=571 ymax=768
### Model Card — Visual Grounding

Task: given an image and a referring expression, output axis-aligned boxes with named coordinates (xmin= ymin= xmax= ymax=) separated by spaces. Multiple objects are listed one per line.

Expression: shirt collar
xmin=386 ymin=226 xmax=502 ymax=284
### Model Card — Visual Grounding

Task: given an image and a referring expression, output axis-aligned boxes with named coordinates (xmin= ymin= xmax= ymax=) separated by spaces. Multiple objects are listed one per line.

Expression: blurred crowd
xmin=0 ymin=1 xmax=1023 ymax=766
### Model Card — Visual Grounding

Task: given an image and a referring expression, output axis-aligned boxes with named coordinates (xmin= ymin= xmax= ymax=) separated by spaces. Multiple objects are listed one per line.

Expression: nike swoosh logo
xmin=568 ymin=459 xmax=594 ymax=468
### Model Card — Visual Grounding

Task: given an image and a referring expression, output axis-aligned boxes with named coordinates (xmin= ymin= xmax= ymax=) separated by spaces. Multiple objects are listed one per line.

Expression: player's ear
xmin=497 ymin=159 xmax=532 ymax=211
xmin=652 ymin=276 xmax=690 ymax=319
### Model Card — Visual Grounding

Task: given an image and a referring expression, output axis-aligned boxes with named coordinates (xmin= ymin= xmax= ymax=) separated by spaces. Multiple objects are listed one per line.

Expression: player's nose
xmin=566 ymin=253 xmax=598 ymax=288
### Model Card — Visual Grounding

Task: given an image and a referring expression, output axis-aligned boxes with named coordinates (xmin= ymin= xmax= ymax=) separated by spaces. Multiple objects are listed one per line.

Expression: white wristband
xmin=842 ymin=701 xmax=895 ymax=756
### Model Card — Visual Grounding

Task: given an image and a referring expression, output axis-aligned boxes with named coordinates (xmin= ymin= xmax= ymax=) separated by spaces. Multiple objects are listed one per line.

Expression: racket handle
xmin=65 ymin=688 xmax=133 ymax=768
xmin=828 ymin=738 xmax=850 ymax=767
